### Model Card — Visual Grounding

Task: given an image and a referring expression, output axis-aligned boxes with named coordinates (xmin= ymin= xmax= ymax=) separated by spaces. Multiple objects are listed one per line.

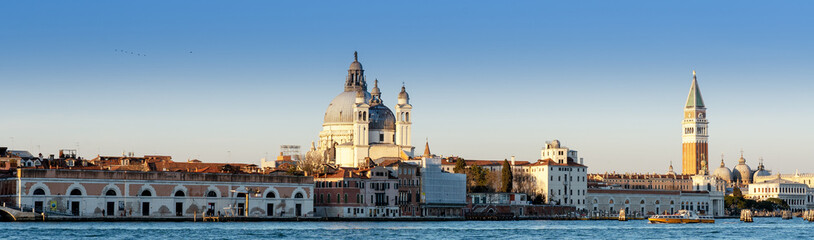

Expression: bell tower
xmin=395 ymin=84 xmax=414 ymax=156
xmin=682 ymin=70 xmax=709 ymax=175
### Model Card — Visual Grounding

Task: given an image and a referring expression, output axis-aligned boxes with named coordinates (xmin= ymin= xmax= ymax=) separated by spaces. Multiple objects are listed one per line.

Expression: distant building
xmin=381 ymin=160 xmax=422 ymax=217
xmin=313 ymin=166 xmax=399 ymax=218
xmin=747 ymin=175 xmax=812 ymax=211
xmin=587 ymin=189 xmax=723 ymax=217
xmin=408 ymin=146 xmax=467 ymax=217
xmin=0 ymin=169 xmax=314 ymax=218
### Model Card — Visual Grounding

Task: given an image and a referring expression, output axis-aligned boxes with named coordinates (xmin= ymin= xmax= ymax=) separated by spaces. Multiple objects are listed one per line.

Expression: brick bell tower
xmin=682 ymin=70 xmax=708 ymax=175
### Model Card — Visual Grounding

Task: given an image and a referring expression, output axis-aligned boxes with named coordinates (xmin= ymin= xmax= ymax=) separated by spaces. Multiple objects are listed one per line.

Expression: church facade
xmin=318 ymin=52 xmax=415 ymax=168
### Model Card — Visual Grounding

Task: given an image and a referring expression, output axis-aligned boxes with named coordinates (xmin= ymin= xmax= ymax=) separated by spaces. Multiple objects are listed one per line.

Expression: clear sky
xmin=2 ymin=1 xmax=813 ymax=174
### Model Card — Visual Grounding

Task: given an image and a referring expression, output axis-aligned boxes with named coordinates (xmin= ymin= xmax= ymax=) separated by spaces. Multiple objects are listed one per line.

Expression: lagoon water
xmin=0 ymin=218 xmax=806 ymax=239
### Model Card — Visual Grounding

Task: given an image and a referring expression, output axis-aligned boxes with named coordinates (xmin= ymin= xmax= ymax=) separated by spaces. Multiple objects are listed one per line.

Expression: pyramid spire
xmin=685 ymin=70 xmax=705 ymax=108
xmin=423 ymin=139 xmax=431 ymax=157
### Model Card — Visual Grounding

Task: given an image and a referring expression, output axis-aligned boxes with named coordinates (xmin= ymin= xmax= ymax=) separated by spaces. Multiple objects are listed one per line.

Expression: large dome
xmin=369 ymin=104 xmax=395 ymax=130
xmin=732 ymin=156 xmax=752 ymax=184
xmin=713 ymin=160 xmax=732 ymax=182
xmin=324 ymin=91 xmax=370 ymax=124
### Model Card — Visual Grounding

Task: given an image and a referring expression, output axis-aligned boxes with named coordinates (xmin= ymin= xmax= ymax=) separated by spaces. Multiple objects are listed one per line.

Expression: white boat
xmin=648 ymin=210 xmax=714 ymax=224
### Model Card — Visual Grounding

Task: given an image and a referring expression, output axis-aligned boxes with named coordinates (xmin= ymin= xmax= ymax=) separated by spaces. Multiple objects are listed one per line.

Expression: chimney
xmin=580 ymin=157 xmax=584 ymax=165
xmin=511 ymin=156 xmax=516 ymax=166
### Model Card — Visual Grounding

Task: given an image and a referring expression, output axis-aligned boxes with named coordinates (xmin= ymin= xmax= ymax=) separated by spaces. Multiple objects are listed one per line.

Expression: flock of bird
xmin=114 ymin=49 xmax=195 ymax=56
xmin=114 ymin=49 xmax=147 ymax=56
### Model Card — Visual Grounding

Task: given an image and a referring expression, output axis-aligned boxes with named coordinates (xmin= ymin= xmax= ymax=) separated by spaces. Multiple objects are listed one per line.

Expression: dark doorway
xmin=237 ymin=203 xmax=245 ymax=216
xmin=71 ymin=201 xmax=80 ymax=216
xmin=34 ymin=201 xmax=43 ymax=212
xmin=142 ymin=202 xmax=150 ymax=216
xmin=295 ymin=204 xmax=302 ymax=217
xmin=175 ymin=202 xmax=183 ymax=216
xmin=267 ymin=203 xmax=274 ymax=217
xmin=107 ymin=202 xmax=115 ymax=216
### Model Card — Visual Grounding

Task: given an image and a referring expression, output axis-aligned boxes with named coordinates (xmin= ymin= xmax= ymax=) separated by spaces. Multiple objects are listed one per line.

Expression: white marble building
xmin=318 ymin=52 xmax=414 ymax=168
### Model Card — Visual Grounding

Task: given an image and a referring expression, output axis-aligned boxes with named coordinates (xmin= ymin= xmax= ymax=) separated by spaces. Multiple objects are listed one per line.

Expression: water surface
xmin=0 ymin=218 xmax=805 ymax=239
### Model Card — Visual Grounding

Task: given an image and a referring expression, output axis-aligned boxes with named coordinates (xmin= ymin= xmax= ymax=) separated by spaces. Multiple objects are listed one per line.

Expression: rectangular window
xmin=379 ymin=134 xmax=384 ymax=142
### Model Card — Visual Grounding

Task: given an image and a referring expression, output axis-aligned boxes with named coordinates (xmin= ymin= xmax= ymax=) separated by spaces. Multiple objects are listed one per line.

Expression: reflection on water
xmin=0 ymin=218 xmax=804 ymax=239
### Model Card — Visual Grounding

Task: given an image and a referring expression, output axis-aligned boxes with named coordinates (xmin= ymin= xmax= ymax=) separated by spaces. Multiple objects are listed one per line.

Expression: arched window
xmin=266 ymin=192 xmax=276 ymax=198
xmin=295 ymin=192 xmax=304 ymax=199
xmin=670 ymin=200 xmax=674 ymax=205
xmin=141 ymin=190 xmax=152 ymax=197
xmin=174 ymin=191 xmax=185 ymax=197
xmin=405 ymin=112 xmax=409 ymax=121
xmin=70 ymin=189 xmax=82 ymax=196
xmin=105 ymin=189 xmax=117 ymax=196
xmin=236 ymin=193 xmax=246 ymax=198
xmin=33 ymin=188 xmax=46 ymax=195
xmin=655 ymin=200 xmax=660 ymax=204
xmin=593 ymin=199 xmax=598 ymax=204
xmin=625 ymin=199 xmax=629 ymax=204
xmin=609 ymin=199 xmax=614 ymax=204
xmin=640 ymin=200 xmax=645 ymax=204
xmin=207 ymin=191 xmax=217 ymax=197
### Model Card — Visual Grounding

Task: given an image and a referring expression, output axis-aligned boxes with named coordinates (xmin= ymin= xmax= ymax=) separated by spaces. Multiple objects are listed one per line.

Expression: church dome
xmin=368 ymin=104 xmax=396 ymax=130
xmin=713 ymin=159 xmax=732 ymax=182
xmin=753 ymin=159 xmax=771 ymax=179
xmin=732 ymin=155 xmax=752 ymax=184
xmin=349 ymin=61 xmax=363 ymax=71
xmin=324 ymin=91 xmax=370 ymax=124
xmin=753 ymin=169 xmax=770 ymax=179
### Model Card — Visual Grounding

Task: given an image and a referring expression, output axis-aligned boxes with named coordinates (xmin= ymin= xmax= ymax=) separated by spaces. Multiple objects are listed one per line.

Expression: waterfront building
xmin=318 ymin=52 xmax=415 ymax=168
xmin=0 ymin=168 xmax=314 ymax=218
xmin=380 ymin=159 xmax=422 ymax=216
xmin=682 ymin=71 xmax=709 ymax=175
xmin=466 ymin=192 xmax=529 ymax=217
xmin=747 ymin=175 xmax=811 ymax=211
xmin=439 ymin=140 xmax=588 ymax=210
xmin=586 ymin=189 xmax=723 ymax=217
xmin=409 ymin=149 xmax=467 ymax=217
xmin=313 ymin=166 xmax=399 ymax=218
xmin=754 ymin=172 xmax=814 ymax=188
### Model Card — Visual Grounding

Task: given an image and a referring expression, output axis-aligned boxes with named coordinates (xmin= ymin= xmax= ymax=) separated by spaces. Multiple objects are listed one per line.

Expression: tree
xmin=501 ymin=159 xmax=513 ymax=192
xmin=298 ymin=150 xmax=326 ymax=176
xmin=512 ymin=169 xmax=537 ymax=197
xmin=453 ymin=157 xmax=467 ymax=174
xmin=532 ymin=194 xmax=545 ymax=204
xmin=765 ymin=198 xmax=790 ymax=210
xmin=732 ymin=187 xmax=743 ymax=198
xmin=469 ymin=165 xmax=489 ymax=192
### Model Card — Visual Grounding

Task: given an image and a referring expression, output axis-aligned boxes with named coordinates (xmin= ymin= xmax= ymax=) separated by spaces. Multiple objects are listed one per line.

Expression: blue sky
xmin=2 ymin=1 xmax=813 ymax=173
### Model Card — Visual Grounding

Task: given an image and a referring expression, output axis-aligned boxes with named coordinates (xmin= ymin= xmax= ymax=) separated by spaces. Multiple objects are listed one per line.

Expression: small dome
xmin=324 ymin=91 xmax=370 ymax=124
xmin=713 ymin=161 xmax=732 ymax=182
xmin=551 ymin=140 xmax=561 ymax=148
xmin=753 ymin=160 xmax=771 ymax=178
xmin=349 ymin=61 xmax=363 ymax=71
xmin=753 ymin=169 xmax=771 ymax=179
xmin=368 ymin=104 xmax=396 ymax=130
xmin=398 ymin=86 xmax=409 ymax=100
xmin=349 ymin=51 xmax=363 ymax=71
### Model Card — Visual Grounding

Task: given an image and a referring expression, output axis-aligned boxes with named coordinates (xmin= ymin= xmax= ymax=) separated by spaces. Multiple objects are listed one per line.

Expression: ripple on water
xmin=0 ymin=218 xmax=805 ymax=240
